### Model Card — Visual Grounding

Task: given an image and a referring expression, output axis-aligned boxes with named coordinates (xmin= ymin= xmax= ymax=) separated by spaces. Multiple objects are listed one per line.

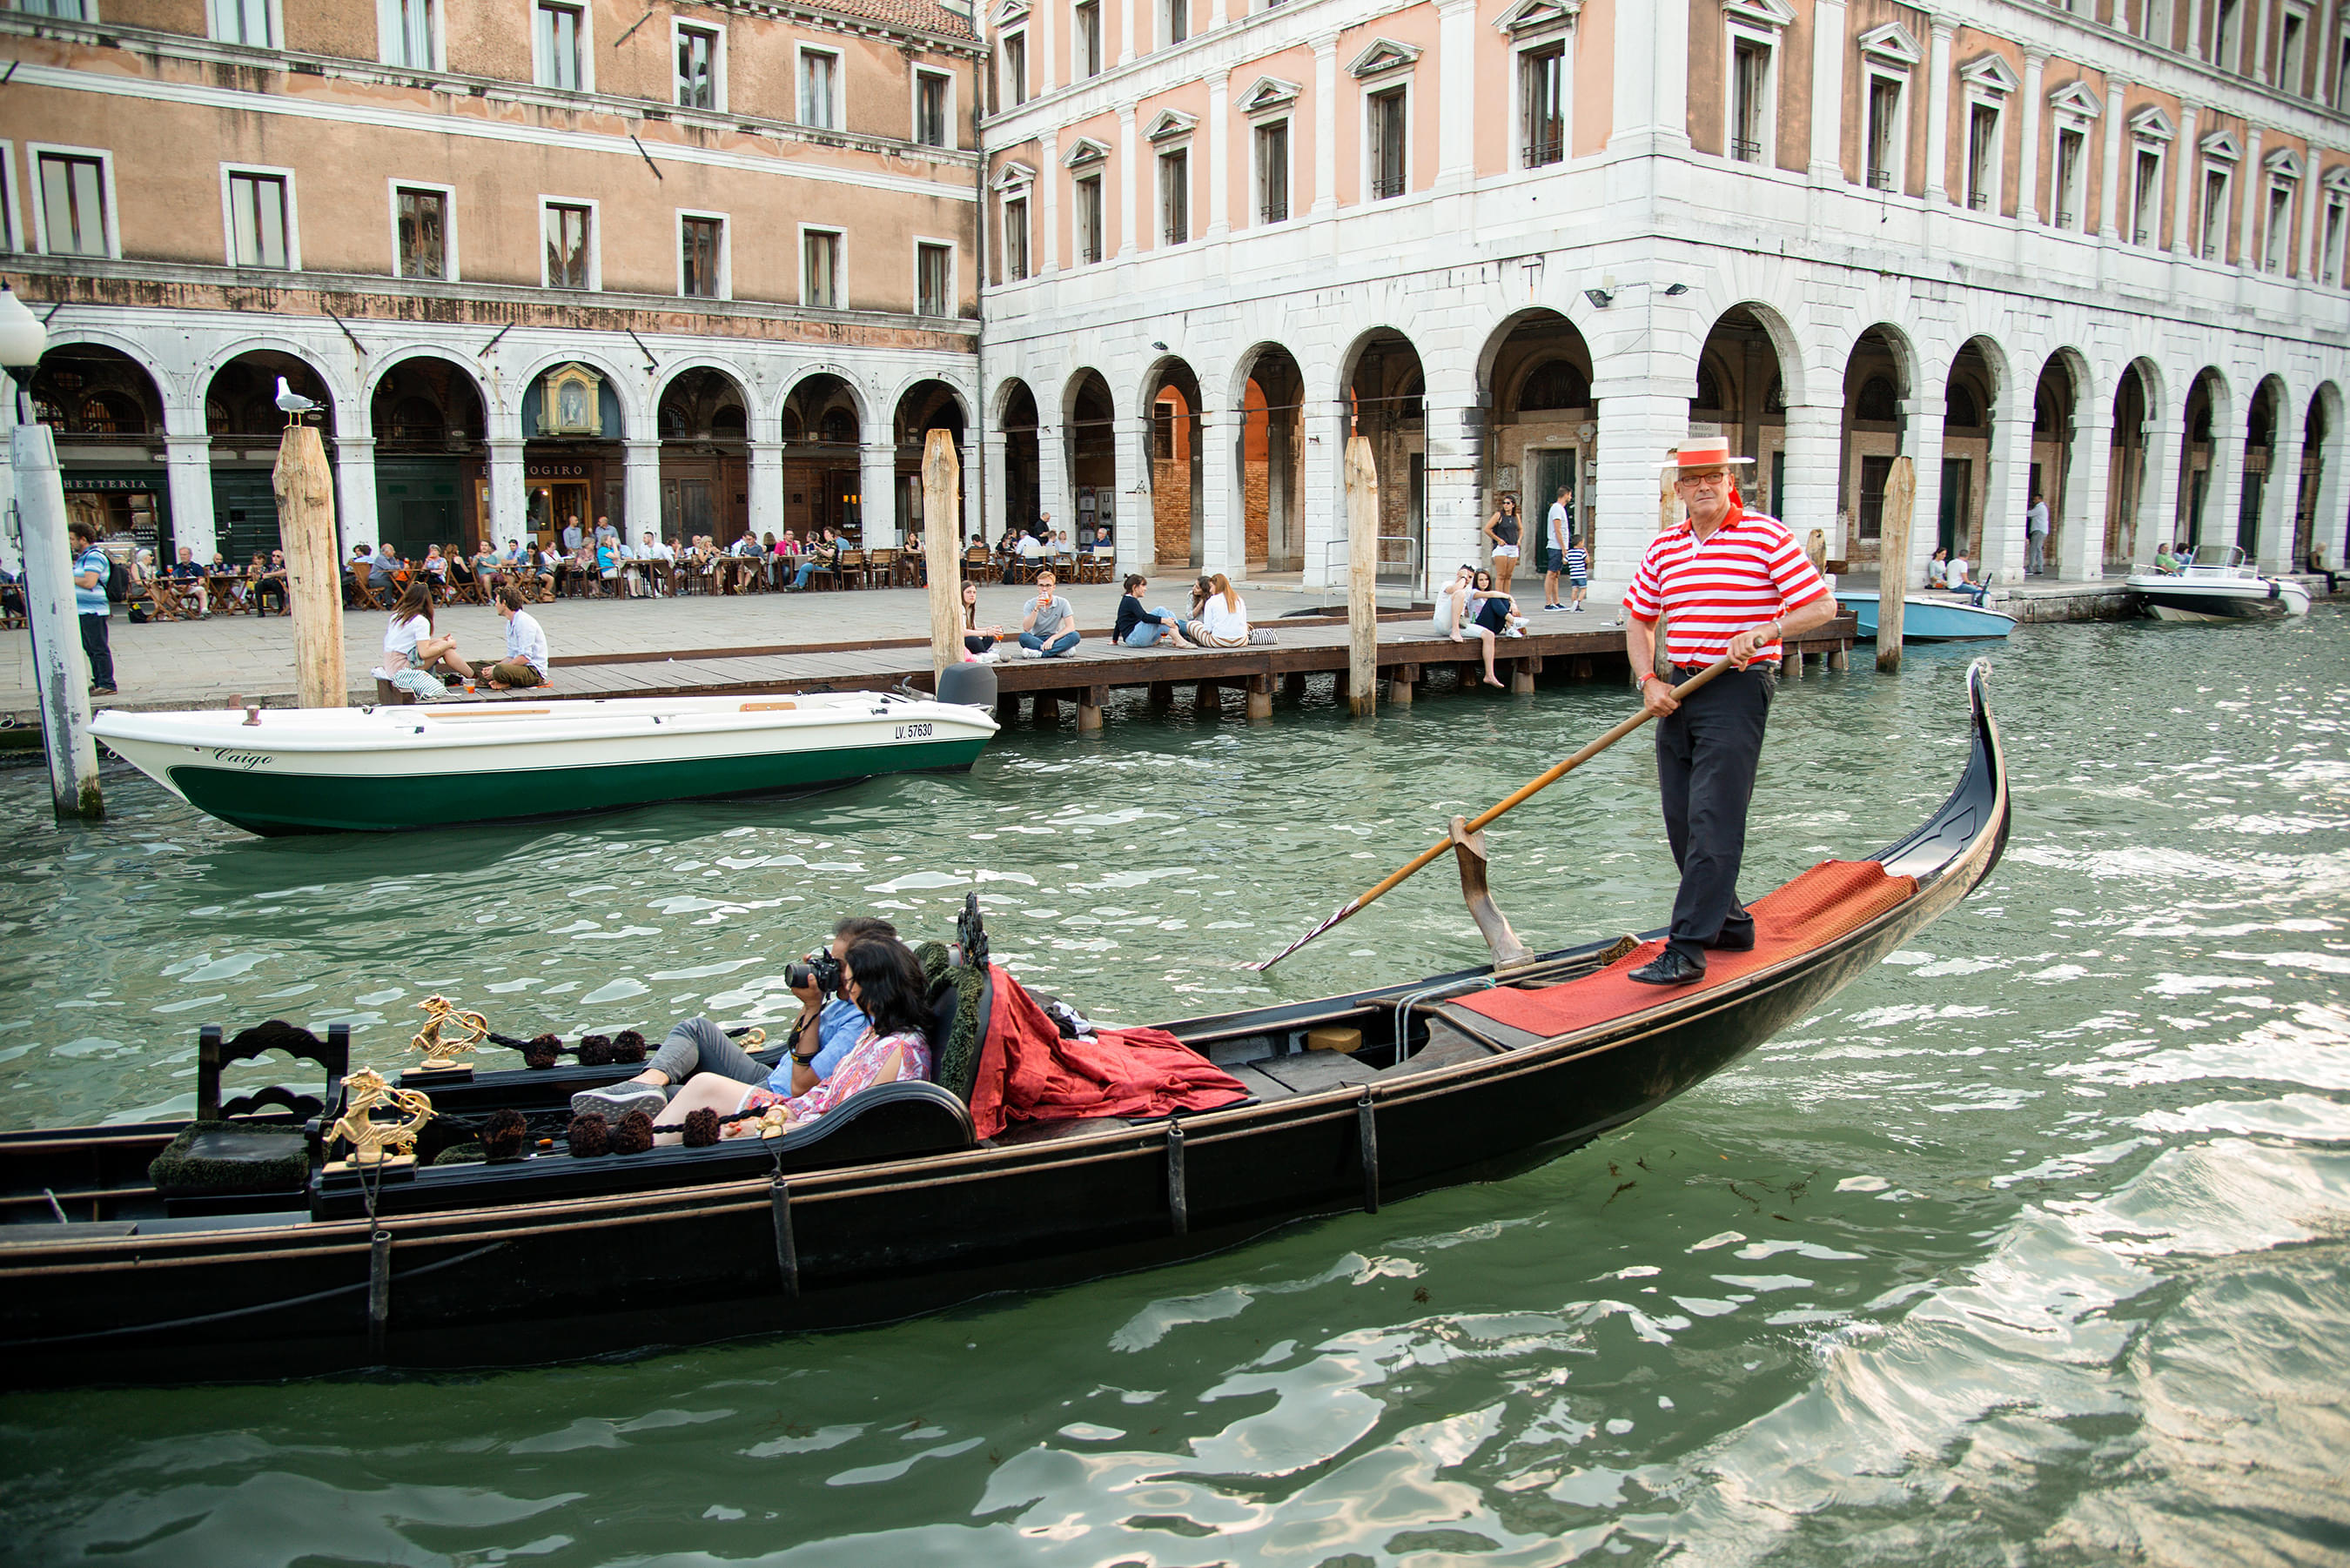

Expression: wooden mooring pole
xmin=273 ymin=425 xmax=346 ymax=709
xmin=923 ymin=430 xmax=962 ymax=674
xmin=11 ymin=421 xmax=102 ymax=819
xmin=1876 ymin=454 xmax=1915 ymax=673
xmin=1344 ymin=434 xmax=1378 ymax=716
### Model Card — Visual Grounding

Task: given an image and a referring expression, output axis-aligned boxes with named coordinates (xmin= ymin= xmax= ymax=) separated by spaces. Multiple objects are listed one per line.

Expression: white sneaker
xmin=1020 ymin=646 xmax=1044 ymax=659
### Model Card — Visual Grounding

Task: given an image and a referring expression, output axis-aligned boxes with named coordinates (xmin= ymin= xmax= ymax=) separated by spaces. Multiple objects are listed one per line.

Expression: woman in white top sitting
xmin=1182 ymin=573 xmax=1252 ymax=648
xmin=379 ymin=580 xmax=470 ymax=700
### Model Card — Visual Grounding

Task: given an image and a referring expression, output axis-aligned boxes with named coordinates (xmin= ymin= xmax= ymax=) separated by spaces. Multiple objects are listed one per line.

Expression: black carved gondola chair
xmin=147 ymin=1022 xmax=351 ymax=1215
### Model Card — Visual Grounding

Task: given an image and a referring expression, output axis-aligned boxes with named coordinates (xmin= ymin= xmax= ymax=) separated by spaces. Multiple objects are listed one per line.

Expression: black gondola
xmin=0 ymin=663 xmax=2011 ymax=1389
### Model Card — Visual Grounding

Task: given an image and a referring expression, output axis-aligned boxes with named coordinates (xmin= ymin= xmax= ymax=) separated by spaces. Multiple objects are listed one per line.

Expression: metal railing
xmin=1326 ymin=534 xmax=1424 ymax=592
xmin=1967 ymin=190 xmax=1991 ymax=210
xmin=1525 ymin=134 xmax=1566 ymax=167
xmin=1259 ymin=200 xmax=1287 ymax=224
xmin=1372 ymin=172 xmax=1407 ymax=199
xmin=1866 ymin=167 xmax=1895 ymax=191
xmin=1730 ymin=137 xmax=1762 ymax=163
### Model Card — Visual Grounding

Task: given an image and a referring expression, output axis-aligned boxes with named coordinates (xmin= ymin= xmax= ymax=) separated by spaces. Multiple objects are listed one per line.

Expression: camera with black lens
xmin=786 ymin=950 xmax=843 ymax=997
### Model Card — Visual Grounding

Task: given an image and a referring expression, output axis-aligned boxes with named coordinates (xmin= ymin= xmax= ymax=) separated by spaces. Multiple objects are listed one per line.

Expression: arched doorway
xmin=1938 ymin=339 xmax=1998 ymax=559
xmin=1482 ymin=311 xmax=1596 ymax=568
xmin=1063 ymin=370 xmax=1117 ymax=556
xmin=1837 ymin=327 xmax=1911 ymax=567
xmin=371 ymin=357 xmax=487 ymax=559
xmin=31 ymin=344 xmax=172 ymax=563
xmin=519 ymin=358 xmax=623 ymax=546
xmin=1144 ymin=358 xmax=1204 ymax=570
xmin=2295 ymin=387 xmax=2334 ymax=568
xmin=782 ymin=374 xmax=862 ymax=544
xmin=207 ymin=351 xmax=337 ymax=564
xmin=1236 ymin=346 xmax=1305 ymax=573
xmin=1342 ymin=329 xmax=1425 ymax=587
xmin=657 ymin=367 xmax=750 ymax=546
xmin=894 ymin=380 xmax=967 ymax=545
xmin=2238 ymin=376 xmax=2284 ymax=554
xmin=2175 ymin=369 xmax=2226 ymax=549
xmin=2030 ymin=353 xmax=2085 ymax=576
xmin=1686 ymin=307 xmax=1786 ymax=516
xmin=997 ymin=380 xmax=1041 ymax=539
xmin=2105 ymin=362 xmax=2152 ymax=571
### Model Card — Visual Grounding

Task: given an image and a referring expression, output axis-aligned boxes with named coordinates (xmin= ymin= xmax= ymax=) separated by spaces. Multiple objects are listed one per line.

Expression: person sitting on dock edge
xmin=1019 ymin=570 xmax=1080 ymax=657
xmin=1622 ymin=434 xmax=1835 ymax=987
xmin=1181 ymin=573 xmax=1252 ymax=648
xmin=481 ymin=586 xmax=549 ymax=690
xmin=1115 ymin=574 xmax=1188 ymax=647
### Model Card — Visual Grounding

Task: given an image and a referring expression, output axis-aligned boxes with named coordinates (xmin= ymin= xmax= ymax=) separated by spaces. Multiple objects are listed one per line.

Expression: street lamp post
xmin=0 ymin=284 xmax=104 ymax=820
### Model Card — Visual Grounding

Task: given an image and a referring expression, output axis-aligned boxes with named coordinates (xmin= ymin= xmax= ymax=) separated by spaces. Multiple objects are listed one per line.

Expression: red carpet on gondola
xmin=1454 ymin=860 xmax=1917 ymax=1039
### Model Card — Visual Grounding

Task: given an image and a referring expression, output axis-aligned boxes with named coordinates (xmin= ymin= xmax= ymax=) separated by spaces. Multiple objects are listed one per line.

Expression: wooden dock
xmin=524 ymin=611 xmax=1860 ymax=727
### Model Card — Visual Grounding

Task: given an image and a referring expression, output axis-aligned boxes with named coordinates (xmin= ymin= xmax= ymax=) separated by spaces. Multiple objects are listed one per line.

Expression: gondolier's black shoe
xmin=1628 ymin=948 xmax=1707 ymax=986
xmin=1708 ymin=919 xmax=1756 ymax=952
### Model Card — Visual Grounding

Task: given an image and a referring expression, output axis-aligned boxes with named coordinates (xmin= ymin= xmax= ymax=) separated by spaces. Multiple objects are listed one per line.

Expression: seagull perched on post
xmin=274 ymin=375 xmax=319 ymax=427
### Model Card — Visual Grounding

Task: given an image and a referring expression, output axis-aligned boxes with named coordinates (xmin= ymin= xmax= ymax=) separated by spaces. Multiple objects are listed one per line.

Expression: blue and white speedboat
xmin=1838 ymin=591 xmax=2016 ymax=642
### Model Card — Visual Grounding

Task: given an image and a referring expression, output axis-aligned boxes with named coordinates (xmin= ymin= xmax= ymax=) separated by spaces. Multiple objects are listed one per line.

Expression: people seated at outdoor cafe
xmin=377 ymin=579 xmax=470 ymax=700
xmin=561 ymin=516 xmax=584 ymax=553
xmin=570 ymin=919 xmax=926 ymax=1143
xmin=482 ymin=585 xmax=550 ymax=689
xmin=786 ymin=530 xmax=840 ymax=591
xmin=368 ymin=542 xmax=401 ymax=594
xmin=248 ymin=551 xmax=285 ymax=614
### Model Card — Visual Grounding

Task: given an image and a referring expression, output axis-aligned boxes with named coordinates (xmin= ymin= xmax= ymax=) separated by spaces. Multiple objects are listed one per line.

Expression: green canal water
xmin=2 ymin=613 xmax=2347 ymax=1566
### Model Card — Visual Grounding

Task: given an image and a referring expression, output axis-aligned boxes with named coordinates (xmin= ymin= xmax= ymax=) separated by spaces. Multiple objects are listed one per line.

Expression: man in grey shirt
xmin=1017 ymin=569 xmax=1079 ymax=657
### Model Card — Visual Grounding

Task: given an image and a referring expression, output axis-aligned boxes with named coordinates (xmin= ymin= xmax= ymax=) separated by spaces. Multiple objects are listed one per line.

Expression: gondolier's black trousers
xmin=1656 ymin=663 xmax=1776 ymax=962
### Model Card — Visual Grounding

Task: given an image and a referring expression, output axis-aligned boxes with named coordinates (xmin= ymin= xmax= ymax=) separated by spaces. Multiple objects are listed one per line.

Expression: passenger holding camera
xmin=571 ymin=916 xmax=903 ymax=1123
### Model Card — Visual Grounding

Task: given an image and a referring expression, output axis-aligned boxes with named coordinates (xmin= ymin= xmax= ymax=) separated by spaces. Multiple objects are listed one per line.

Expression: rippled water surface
xmin=2 ymin=613 xmax=2347 ymax=1567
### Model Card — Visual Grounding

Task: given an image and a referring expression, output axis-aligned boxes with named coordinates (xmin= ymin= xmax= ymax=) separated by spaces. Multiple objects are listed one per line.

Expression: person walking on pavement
xmin=1541 ymin=485 xmax=1573 ymax=611
xmin=2025 ymin=491 xmax=2051 ymax=577
xmin=69 ymin=519 xmax=117 ymax=697
xmin=1621 ymin=435 xmax=1835 ymax=986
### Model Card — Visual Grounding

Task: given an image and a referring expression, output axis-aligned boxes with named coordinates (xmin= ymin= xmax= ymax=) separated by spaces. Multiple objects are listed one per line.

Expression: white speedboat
xmin=90 ymin=690 xmax=999 ymax=836
xmin=2125 ymin=545 xmax=2313 ymax=622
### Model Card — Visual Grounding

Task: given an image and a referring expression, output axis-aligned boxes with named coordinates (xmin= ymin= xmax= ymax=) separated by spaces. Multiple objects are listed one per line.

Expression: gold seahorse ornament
xmin=409 ymin=995 xmax=490 ymax=1070
xmin=325 ymin=1069 xmax=436 ymax=1170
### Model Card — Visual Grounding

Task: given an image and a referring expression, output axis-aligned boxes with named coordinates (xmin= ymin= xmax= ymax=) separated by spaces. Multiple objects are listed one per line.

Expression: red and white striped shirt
xmin=1622 ymin=505 xmax=1829 ymax=667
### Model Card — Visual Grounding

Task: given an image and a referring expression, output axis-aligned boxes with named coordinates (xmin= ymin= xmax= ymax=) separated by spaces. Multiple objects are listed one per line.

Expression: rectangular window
xmin=1165 ymin=0 xmax=1187 ymax=46
xmin=803 ymin=229 xmax=841 ymax=308
xmin=801 ymin=50 xmax=839 ymax=129
xmin=543 ymin=201 xmax=591 ymax=288
xmin=2266 ymin=184 xmax=2293 ymax=271
xmin=2339 ymin=36 xmax=2350 ymax=111
xmin=916 ymin=241 xmax=952 ymax=315
xmin=676 ymin=24 xmax=718 ymax=110
xmin=536 ymin=3 xmax=582 ymax=90
xmin=1004 ymin=33 xmax=1028 ymax=107
xmin=1159 ymin=148 xmax=1188 ymax=245
xmin=11 ymin=1 xmax=92 ymax=17
xmin=1256 ymin=121 xmax=1288 ymax=223
xmin=1857 ymin=453 xmax=1893 ymax=541
xmin=2201 ymin=167 xmax=2230 ymax=258
xmin=1965 ymin=104 xmax=1998 ymax=210
xmin=36 ymin=151 xmax=107 ymax=257
xmin=214 ymin=0 xmax=275 ymax=47
xmin=1865 ymin=77 xmax=1901 ymax=191
xmin=2131 ymin=149 xmax=2161 ymax=245
xmin=1368 ymin=87 xmax=1407 ymax=199
xmin=1004 ymin=196 xmax=1029 ymax=280
xmin=1729 ymin=38 xmax=1767 ymax=164
xmin=682 ymin=215 xmax=722 ymax=298
xmin=2053 ymin=128 xmax=2085 ymax=228
xmin=2213 ymin=0 xmax=2240 ymax=70
xmin=1075 ymin=172 xmax=1104 ymax=263
xmin=916 ymin=71 xmax=951 ymax=148
xmin=1522 ymin=44 xmax=1566 ymax=167
xmin=227 ymin=171 xmax=291 ymax=269
xmin=395 ymin=185 xmax=447 ymax=278
xmin=386 ymin=0 xmax=435 ymax=69
xmin=2324 ymin=198 xmax=2347 ymax=285
xmin=1074 ymin=1 xmax=1101 ymax=77
xmin=2280 ymin=10 xmax=2307 ymax=95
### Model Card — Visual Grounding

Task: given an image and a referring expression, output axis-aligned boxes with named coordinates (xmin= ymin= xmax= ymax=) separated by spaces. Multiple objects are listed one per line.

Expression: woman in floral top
xmin=656 ymin=936 xmax=933 ymax=1143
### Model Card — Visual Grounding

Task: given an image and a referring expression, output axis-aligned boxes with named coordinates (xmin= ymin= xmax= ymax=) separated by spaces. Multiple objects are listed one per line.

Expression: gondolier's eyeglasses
xmin=1674 ymin=468 xmax=1729 ymax=486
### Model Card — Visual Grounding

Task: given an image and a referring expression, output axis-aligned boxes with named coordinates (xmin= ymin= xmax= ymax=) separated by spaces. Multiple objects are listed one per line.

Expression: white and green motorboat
xmin=89 ymin=690 xmax=999 ymax=836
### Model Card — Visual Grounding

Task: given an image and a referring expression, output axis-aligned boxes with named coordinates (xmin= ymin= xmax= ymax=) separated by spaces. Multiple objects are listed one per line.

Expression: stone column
xmin=1118 ymin=104 xmax=1139 ymax=257
xmin=1778 ymin=401 xmax=1840 ymax=573
xmin=488 ymin=437 xmax=527 ymax=546
xmin=2017 ymin=53 xmax=2046 ymax=224
xmin=162 ymin=429 xmax=218 ymax=564
xmin=1040 ymin=126 xmax=1061 ymax=276
xmin=1113 ymin=403 xmax=1149 ymax=576
xmin=1210 ymin=0 xmax=1226 ymax=28
xmin=2172 ymin=104 xmax=2200 ymax=258
xmin=1898 ymin=394 xmax=1947 ymax=592
xmin=1206 ymin=69 xmax=1232 ymax=240
xmin=748 ymin=440 xmax=784 ymax=546
xmin=1199 ymin=406 xmax=1239 ymax=576
xmin=2298 ymin=164 xmax=2324 ymax=279
xmin=619 ymin=439 xmax=658 ymax=544
xmin=2098 ymin=77 xmax=2130 ymax=241
xmin=1436 ymin=0 xmax=1478 ymax=189
xmin=2251 ymin=0 xmax=2274 ymax=82
xmin=1924 ymin=17 xmax=1956 ymax=204
xmin=1312 ymin=35 xmax=1339 ymax=215
xmin=1984 ymin=407 xmax=2033 ymax=580
xmin=2206 ymin=426 xmax=2245 ymax=553
xmin=335 ymin=435 xmax=378 ymax=560
xmin=1037 ymin=0 xmax=1058 ymax=93
xmin=2258 ymin=401 xmax=2303 ymax=572
xmin=1590 ymin=379 xmax=1692 ymax=588
xmin=1301 ymin=397 xmax=1342 ymax=592
xmin=983 ymin=428 xmax=1010 ymax=540
xmin=2318 ymin=410 xmax=2350 ymax=569
xmin=1118 ymin=0 xmax=1136 ymax=65
xmin=1037 ymin=422 xmax=1071 ymax=546
xmin=2238 ymin=127 xmax=2264 ymax=267
xmin=1810 ymin=0 xmax=1849 ymax=180
xmin=1608 ymin=0 xmax=1690 ymax=156
xmin=860 ymin=441 xmax=899 ymax=546
xmin=2063 ymin=406 xmax=2110 ymax=580
xmin=1422 ymin=381 xmax=1482 ymax=600
xmin=2138 ymin=409 xmax=2182 ymax=564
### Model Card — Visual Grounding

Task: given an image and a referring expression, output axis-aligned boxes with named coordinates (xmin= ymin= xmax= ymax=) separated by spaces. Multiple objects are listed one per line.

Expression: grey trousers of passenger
xmin=648 ymin=1017 xmax=770 ymax=1093
xmin=1655 ymin=663 xmax=1775 ymax=962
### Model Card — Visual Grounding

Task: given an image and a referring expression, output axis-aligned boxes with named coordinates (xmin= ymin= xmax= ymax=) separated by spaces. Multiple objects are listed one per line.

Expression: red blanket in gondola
xmin=965 ymin=964 xmax=1250 ymax=1140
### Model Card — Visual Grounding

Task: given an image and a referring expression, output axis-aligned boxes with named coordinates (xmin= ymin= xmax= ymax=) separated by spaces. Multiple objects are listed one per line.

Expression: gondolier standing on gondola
xmin=1622 ymin=435 xmax=1836 ymax=986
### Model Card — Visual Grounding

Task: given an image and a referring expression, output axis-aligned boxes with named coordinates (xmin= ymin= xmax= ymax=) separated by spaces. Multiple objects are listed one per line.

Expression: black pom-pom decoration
xmin=577 ymin=1033 xmax=614 ymax=1067
xmin=612 ymin=1109 xmax=655 ymax=1156
xmin=612 ymin=1029 xmax=647 ymax=1063
xmin=682 ymin=1107 xmax=721 ymax=1149
xmin=482 ymin=1108 xmax=528 ymax=1163
xmin=566 ymin=1112 xmax=609 ymax=1157
xmin=524 ymin=1034 xmax=562 ymax=1070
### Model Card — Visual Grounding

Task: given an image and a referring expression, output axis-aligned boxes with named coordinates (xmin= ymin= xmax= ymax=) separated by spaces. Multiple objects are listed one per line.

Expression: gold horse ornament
xmin=409 ymin=995 xmax=490 ymax=1071
xmin=325 ymin=1069 xmax=436 ymax=1170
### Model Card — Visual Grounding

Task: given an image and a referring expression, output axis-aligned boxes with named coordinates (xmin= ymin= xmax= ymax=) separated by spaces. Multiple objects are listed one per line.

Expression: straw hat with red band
xmin=1662 ymin=436 xmax=1757 ymax=473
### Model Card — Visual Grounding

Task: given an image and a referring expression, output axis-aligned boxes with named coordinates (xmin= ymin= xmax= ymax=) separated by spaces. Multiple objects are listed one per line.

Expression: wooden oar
xmin=1252 ymin=654 xmax=1738 ymax=971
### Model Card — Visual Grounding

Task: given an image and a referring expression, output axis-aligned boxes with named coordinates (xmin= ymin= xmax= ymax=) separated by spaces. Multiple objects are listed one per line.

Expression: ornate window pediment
xmin=1145 ymin=108 xmax=1198 ymax=142
xmin=1062 ymin=136 xmax=1111 ymax=169
xmin=2323 ymin=162 xmax=2350 ymax=193
xmin=991 ymin=160 xmax=1037 ymax=190
xmin=1346 ymin=37 xmax=1422 ymax=79
xmin=990 ymin=0 xmax=1028 ymax=23
xmin=2266 ymin=145 xmax=2305 ymax=180
xmin=2202 ymin=129 xmax=2243 ymax=161
xmin=2047 ymin=81 xmax=2103 ymax=121
xmin=1493 ymin=0 xmax=1581 ymax=36
xmin=1856 ymin=23 xmax=1921 ymax=68
xmin=1957 ymin=50 xmax=2021 ymax=94
xmin=1237 ymin=74 xmax=1301 ymax=114
xmin=540 ymin=365 xmax=602 ymax=437
xmin=1722 ymin=0 xmax=1795 ymax=31
xmin=2129 ymin=104 xmax=2176 ymax=143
